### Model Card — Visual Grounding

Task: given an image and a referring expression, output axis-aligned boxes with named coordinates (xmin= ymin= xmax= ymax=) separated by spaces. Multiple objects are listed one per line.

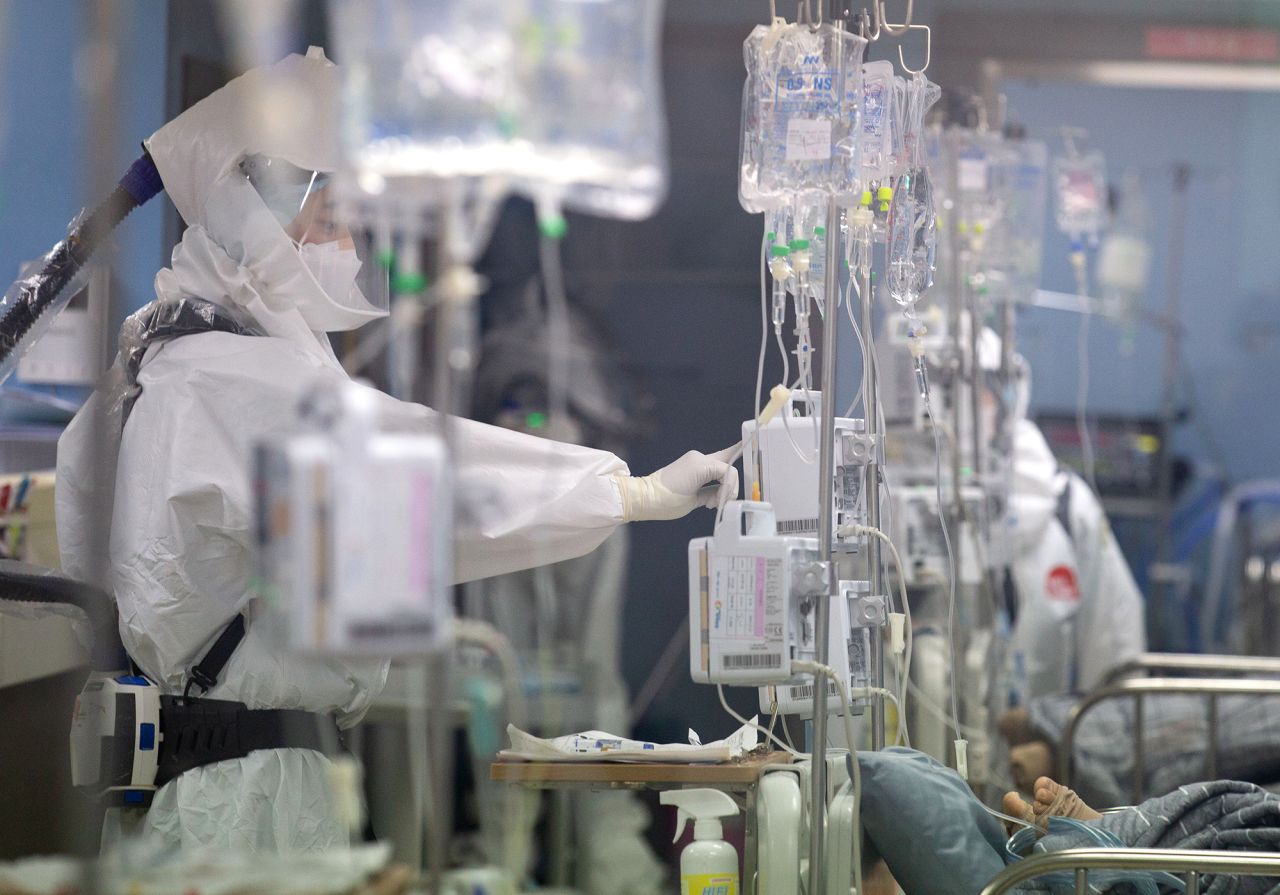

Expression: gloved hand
xmin=614 ymin=447 xmax=740 ymax=522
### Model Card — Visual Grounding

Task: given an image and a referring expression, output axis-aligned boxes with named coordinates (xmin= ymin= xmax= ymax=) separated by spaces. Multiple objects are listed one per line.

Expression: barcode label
xmin=722 ymin=653 xmax=782 ymax=670
xmin=788 ymin=682 xmax=839 ymax=701
xmin=348 ymin=619 xmax=436 ymax=639
xmin=778 ymin=518 xmax=819 ymax=534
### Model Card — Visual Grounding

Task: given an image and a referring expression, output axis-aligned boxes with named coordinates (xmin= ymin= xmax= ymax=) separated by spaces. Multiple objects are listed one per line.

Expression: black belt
xmin=156 ymin=694 xmax=345 ymax=786
xmin=150 ymin=613 xmax=345 ymax=787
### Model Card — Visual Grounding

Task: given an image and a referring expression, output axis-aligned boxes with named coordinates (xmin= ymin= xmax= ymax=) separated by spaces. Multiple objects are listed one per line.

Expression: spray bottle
xmin=660 ymin=788 xmax=740 ymax=895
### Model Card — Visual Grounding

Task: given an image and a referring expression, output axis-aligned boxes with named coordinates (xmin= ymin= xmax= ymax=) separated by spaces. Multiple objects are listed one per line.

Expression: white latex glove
xmin=614 ymin=447 xmax=740 ymax=522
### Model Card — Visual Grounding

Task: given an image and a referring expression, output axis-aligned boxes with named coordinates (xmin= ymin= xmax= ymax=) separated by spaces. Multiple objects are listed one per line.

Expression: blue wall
xmin=1002 ymin=79 xmax=1279 ymax=485
xmin=0 ymin=0 xmax=169 ymax=414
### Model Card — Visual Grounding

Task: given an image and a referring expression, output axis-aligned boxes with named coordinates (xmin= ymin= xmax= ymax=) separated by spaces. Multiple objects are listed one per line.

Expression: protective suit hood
xmin=144 ymin=47 xmax=385 ymax=335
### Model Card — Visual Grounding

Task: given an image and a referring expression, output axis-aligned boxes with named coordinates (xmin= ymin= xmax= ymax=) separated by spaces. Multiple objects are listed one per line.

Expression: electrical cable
xmin=841 ymin=524 xmax=913 ymax=749
xmin=717 ymin=683 xmax=806 ymax=757
xmin=792 ymin=660 xmax=863 ymax=895
xmin=629 ymin=617 xmax=690 ymax=727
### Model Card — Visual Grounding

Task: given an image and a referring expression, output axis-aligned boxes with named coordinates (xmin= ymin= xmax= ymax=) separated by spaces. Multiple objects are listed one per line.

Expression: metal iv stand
xmin=806 ymin=6 xmax=900 ymax=892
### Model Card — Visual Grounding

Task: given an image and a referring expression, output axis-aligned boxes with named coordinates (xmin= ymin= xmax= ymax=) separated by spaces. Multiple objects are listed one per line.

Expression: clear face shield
xmin=237 ymin=153 xmax=390 ymax=319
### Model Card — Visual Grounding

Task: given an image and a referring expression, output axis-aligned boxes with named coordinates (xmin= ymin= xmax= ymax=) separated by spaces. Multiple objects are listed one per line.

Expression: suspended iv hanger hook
xmin=859 ymin=6 xmax=882 ymax=40
xmin=877 ymin=0 xmax=913 ymax=36
xmin=896 ymin=23 xmax=931 ymax=75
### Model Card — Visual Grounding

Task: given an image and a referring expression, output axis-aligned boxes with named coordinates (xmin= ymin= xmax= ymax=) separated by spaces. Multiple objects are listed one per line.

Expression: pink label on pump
xmin=755 ymin=557 xmax=766 ymax=637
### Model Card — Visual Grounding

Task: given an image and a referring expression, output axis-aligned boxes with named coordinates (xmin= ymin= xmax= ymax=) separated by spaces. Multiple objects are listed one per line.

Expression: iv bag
xmin=1003 ymin=139 xmax=1049 ymax=305
xmin=747 ymin=22 xmax=867 ymax=205
xmin=329 ymin=0 xmax=668 ymax=222
xmin=886 ymin=74 xmax=941 ymax=310
xmin=1052 ymin=150 xmax=1107 ymax=244
xmin=860 ymin=61 xmax=895 ymax=185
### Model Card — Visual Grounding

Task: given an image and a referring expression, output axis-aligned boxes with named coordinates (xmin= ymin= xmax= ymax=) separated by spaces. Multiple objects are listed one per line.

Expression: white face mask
xmin=297 ymin=240 xmax=363 ymax=307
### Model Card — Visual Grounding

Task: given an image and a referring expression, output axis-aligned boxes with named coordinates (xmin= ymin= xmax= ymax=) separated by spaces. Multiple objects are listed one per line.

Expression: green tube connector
xmin=789 ymin=238 xmax=810 ymax=250
xmin=393 ymin=271 xmax=428 ymax=295
xmin=538 ymin=214 xmax=568 ymax=240
xmin=771 ymin=245 xmax=791 ymax=257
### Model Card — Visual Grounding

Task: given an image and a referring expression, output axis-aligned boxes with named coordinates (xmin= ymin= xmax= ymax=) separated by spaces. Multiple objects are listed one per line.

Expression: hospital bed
xmin=1059 ymin=653 xmax=1280 ymax=804
xmin=979 ymin=848 xmax=1280 ymax=895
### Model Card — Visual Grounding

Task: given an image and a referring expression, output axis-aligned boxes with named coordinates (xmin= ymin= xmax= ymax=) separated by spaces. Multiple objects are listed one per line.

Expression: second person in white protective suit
xmin=55 ymin=49 xmax=738 ymax=852
xmin=988 ymin=330 xmax=1146 ymax=707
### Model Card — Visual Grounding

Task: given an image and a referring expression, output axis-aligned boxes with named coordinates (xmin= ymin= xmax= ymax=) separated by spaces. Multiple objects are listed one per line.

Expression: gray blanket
xmin=1028 ymin=693 xmax=1280 ymax=808
xmin=1022 ymin=780 xmax=1280 ymax=894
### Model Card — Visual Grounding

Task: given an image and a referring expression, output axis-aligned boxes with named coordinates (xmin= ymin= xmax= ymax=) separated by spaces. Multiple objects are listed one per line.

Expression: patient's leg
xmin=998 ymin=708 xmax=1039 ymax=746
xmin=1009 ymin=741 xmax=1055 ymax=791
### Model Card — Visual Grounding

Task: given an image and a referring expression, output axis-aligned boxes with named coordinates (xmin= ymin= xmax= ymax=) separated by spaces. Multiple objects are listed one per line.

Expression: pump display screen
xmin=1035 ymin=413 xmax=1165 ymax=498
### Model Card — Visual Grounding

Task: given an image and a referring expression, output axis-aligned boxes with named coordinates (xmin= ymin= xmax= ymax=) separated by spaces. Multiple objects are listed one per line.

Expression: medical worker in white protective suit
xmin=55 ymin=49 xmax=738 ymax=852
xmin=987 ymin=331 xmax=1146 ymax=707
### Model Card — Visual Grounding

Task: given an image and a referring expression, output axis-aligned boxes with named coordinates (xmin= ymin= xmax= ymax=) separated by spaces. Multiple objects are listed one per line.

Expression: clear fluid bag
xmin=753 ymin=22 xmax=867 ymax=204
xmin=1052 ymin=150 xmax=1107 ymax=244
xmin=1002 ymin=138 xmax=1048 ymax=304
xmin=886 ymin=74 xmax=941 ymax=310
xmin=740 ymin=21 xmax=785 ymax=213
xmin=330 ymin=0 xmax=668 ymax=222
xmin=859 ymin=61 xmax=895 ymax=186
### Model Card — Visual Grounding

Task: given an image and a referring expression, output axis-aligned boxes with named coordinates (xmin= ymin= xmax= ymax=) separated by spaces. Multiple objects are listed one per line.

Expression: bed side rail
xmin=1103 ymin=652 xmax=1280 ymax=686
xmin=1059 ymin=676 xmax=1280 ymax=804
xmin=979 ymin=848 xmax=1280 ymax=895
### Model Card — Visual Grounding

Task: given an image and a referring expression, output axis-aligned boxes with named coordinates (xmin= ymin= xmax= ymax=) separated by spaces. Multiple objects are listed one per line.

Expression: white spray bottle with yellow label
xmin=660 ymin=788 xmax=740 ymax=895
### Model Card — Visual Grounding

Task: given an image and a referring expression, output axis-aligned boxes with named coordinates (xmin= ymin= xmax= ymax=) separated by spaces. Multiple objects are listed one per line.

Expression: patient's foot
xmin=1001 ymin=789 xmax=1037 ymax=833
xmin=1030 ymin=776 xmax=1100 ymax=823
xmin=998 ymin=708 xmax=1037 ymax=746
xmin=1009 ymin=741 xmax=1054 ymax=791
xmin=1002 ymin=776 xmax=1100 ymax=834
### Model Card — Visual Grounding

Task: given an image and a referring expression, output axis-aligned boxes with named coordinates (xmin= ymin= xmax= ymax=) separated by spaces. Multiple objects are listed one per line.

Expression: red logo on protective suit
xmin=1046 ymin=565 xmax=1081 ymax=602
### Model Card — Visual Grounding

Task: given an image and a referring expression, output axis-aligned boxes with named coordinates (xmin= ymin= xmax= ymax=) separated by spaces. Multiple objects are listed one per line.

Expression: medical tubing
xmin=1005 ymin=817 xmax=1179 ymax=893
xmin=453 ymin=618 xmax=527 ymax=729
xmin=845 ymin=525 xmax=914 ymax=747
xmin=844 ymin=278 xmax=869 ymax=417
xmin=922 ymin=385 xmax=963 ymax=749
xmin=454 ymin=618 xmax=531 ymax=874
xmin=0 ymin=564 xmax=124 ymax=671
xmin=716 ymin=682 xmax=805 ymax=757
xmin=0 ymin=152 xmax=163 ymax=384
xmin=1073 ymin=252 xmax=1100 ymax=495
xmin=793 ymin=660 xmax=863 ymax=895
xmin=775 ymin=330 xmax=815 ymax=464
xmin=753 ymin=231 xmax=770 ymax=496
xmin=757 ymin=231 xmax=769 ymax=431
xmin=539 ymin=227 xmax=571 ymax=438
xmin=905 ymin=678 xmax=986 ymax=741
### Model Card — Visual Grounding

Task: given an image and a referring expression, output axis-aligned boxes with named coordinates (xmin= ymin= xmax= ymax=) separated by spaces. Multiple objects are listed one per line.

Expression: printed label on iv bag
xmin=786 ymin=118 xmax=832 ymax=161
xmin=958 ymin=155 xmax=989 ymax=192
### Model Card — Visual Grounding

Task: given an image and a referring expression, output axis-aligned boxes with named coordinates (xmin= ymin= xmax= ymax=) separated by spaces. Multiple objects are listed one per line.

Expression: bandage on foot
xmin=1030 ymin=775 xmax=1101 ymax=826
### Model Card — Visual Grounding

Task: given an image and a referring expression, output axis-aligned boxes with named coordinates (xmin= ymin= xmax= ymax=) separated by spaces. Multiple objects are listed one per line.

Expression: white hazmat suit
xmin=1002 ymin=367 xmax=1146 ymax=705
xmin=55 ymin=49 xmax=736 ymax=851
